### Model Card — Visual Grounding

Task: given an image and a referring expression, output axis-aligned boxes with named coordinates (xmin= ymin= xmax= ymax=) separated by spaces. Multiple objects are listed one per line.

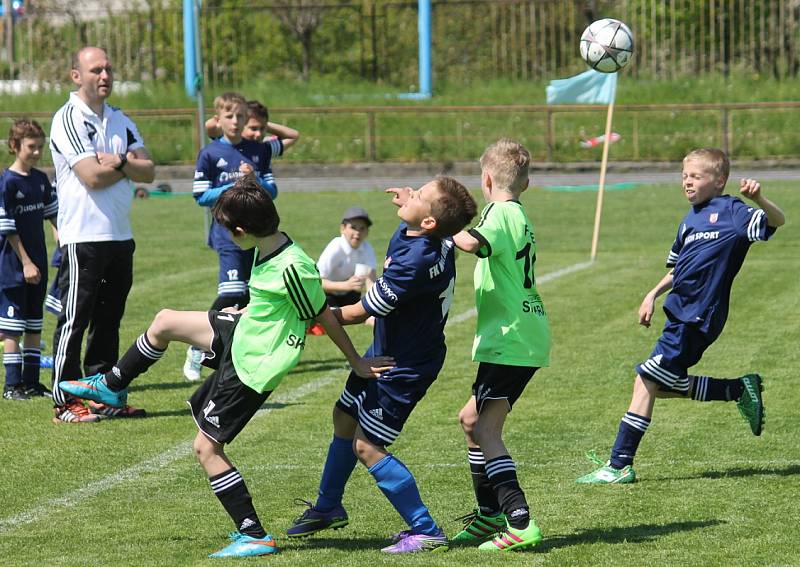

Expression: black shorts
xmin=336 ymin=363 xmax=440 ymax=447
xmin=326 ymin=291 xmax=361 ymax=308
xmin=187 ymin=310 xmax=271 ymax=444
xmin=472 ymin=362 xmax=538 ymax=413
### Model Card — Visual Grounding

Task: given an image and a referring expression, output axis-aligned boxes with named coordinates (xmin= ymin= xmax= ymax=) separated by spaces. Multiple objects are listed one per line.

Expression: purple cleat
xmin=381 ymin=528 xmax=449 ymax=553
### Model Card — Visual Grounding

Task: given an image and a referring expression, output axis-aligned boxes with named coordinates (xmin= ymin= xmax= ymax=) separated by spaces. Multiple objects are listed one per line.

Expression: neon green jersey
xmin=469 ymin=201 xmax=551 ymax=367
xmin=232 ymin=236 xmax=326 ymax=393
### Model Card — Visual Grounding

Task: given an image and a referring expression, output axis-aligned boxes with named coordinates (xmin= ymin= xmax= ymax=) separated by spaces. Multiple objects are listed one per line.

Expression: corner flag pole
xmin=589 ymin=98 xmax=615 ymax=262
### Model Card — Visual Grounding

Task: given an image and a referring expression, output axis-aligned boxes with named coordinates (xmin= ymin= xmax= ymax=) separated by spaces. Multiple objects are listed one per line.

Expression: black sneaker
xmin=3 ymin=385 xmax=31 ymax=401
xmin=24 ymin=383 xmax=53 ymax=398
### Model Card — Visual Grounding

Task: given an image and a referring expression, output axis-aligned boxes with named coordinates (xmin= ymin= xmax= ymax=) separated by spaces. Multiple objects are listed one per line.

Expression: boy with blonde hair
xmin=450 ymin=138 xmax=549 ymax=551
xmin=577 ymin=148 xmax=785 ymax=485
xmin=186 ymin=92 xmax=288 ymax=381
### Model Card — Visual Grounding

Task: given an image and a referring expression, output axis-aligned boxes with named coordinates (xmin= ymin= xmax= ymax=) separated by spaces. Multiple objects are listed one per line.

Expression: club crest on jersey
xmin=251 ymin=156 xmax=259 ymax=163
xmin=709 ymin=213 xmax=718 ymax=224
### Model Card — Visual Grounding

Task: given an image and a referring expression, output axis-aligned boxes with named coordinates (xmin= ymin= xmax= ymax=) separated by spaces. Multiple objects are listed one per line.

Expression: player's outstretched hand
xmin=352 ymin=356 xmax=395 ymax=379
xmin=386 ymin=186 xmax=412 ymax=207
xmin=739 ymin=178 xmax=761 ymax=200
xmin=638 ymin=294 xmax=655 ymax=328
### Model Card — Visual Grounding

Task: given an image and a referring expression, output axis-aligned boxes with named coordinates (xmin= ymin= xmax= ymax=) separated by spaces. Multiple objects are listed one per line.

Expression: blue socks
xmin=368 ymin=454 xmax=437 ymax=535
xmin=610 ymin=411 xmax=651 ymax=468
xmin=315 ymin=435 xmax=358 ymax=512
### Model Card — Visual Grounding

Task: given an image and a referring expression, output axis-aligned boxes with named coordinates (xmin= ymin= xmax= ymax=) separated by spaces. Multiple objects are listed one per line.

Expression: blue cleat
xmin=58 ymin=373 xmax=127 ymax=408
xmin=209 ymin=532 xmax=277 ymax=558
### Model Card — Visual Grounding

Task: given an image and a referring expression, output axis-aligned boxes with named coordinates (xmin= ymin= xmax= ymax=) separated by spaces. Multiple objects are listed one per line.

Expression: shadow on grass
xmin=283 ymin=536 xmax=396 ymax=551
xmin=535 ymin=519 xmax=724 ymax=552
xmin=142 ymin=408 xmax=191 ymax=418
xmin=678 ymin=464 xmax=800 ymax=480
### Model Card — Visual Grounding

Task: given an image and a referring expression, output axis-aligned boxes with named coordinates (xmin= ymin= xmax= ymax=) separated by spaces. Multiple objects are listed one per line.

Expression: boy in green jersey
xmin=451 ymin=139 xmax=550 ymax=552
xmin=59 ymin=177 xmax=393 ymax=558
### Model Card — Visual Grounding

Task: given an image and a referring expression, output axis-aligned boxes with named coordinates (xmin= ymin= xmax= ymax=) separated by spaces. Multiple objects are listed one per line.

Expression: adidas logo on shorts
xmin=205 ymin=414 xmax=220 ymax=428
xmin=368 ymin=408 xmax=383 ymax=420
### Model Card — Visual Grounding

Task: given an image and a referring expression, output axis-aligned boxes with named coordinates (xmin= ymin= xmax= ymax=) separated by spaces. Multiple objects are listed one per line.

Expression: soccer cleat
xmin=209 ymin=532 xmax=277 ymax=558
xmin=24 ymin=383 xmax=53 ymax=398
xmin=576 ymin=451 xmax=636 ymax=484
xmin=381 ymin=528 xmax=449 ymax=553
xmin=737 ymin=373 xmax=764 ymax=436
xmin=478 ymin=521 xmax=542 ymax=552
xmin=52 ymin=399 xmax=102 ymax=423
xmin=286 ymin=499 xmax=349 ymax=537
xmin=451 ymin=509 xmax=507 ymax=543
xmin=88 ymin=400 xmax=146 ymax=418
xmin=183 ymin=346 xmax=203 ymax=382
xmin=3 ymin=385 xmax=31 ymax=401
xmin=58 ymin=373 xmax=128 ymax=408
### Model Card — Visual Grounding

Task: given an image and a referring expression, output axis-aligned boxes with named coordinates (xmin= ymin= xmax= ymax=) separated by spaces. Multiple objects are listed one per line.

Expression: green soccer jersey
xmin=231 ymin=236 xmax=327 ymax=393
xmin=469 ymin=201 xmax=551 ymax=367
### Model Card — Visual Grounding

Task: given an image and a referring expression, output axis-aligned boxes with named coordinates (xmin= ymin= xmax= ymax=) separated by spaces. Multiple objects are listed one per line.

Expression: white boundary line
xmin=0 ymin=375 xmax=337 ymax=534
xmin=0 ymin=260 xmax=593 ymax=534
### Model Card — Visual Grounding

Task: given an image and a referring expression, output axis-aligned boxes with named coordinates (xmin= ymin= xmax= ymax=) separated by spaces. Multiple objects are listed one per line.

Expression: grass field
xmin=2 ymin=75 xmax=800 ymax=165
xmin=0 ymin=180 xmax=798 ymax=565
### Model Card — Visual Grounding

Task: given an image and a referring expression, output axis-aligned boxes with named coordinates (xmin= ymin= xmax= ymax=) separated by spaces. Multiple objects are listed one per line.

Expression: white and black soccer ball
xmin=580 ymin=18 xmax=634 ymax=73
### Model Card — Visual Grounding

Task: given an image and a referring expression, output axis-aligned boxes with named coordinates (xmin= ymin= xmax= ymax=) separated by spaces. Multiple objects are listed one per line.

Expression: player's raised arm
xmin=739 ymin=178 xmax=785 ymax=228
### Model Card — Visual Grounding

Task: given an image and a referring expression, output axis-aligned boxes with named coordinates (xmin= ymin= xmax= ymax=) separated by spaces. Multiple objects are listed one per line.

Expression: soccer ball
xmin=580 ymin=18 xmax=634 ymax=73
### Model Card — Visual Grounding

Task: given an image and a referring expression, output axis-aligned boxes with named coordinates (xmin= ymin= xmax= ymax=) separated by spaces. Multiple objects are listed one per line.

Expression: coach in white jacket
xmin=49 ymin=46 xmax=155 ymax=423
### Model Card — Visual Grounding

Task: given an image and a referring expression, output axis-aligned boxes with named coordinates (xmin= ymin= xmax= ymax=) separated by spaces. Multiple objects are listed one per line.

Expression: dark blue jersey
xmin=663 ymin=194 xmax=776 ymax=338
xmin=0 ymin=168 xmax=57 ymax=287
xmin=362 ymin=223 xmax=456 ymax=368
xmin=193 ymin=137 xmax=282 ymax=250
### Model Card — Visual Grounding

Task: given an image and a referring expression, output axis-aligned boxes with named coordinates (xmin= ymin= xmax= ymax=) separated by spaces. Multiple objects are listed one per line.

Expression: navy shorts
xmin=336 ymin=362 xmax=442 ymax=447
xmin=472 ymin=362 xmax=538 ymax=413
xmin=216 ymin=246 xmax=253 ymax=297
xmin=635 ymin=318 xmax=712 ymax=394
xmin=188 ymin=310 xmax=271 ymax=444
xmin=0 ymin=281 xmax=47 ymax=335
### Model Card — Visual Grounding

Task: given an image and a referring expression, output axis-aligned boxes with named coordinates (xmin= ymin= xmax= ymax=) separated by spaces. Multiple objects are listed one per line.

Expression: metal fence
xmin=4 ymin=100 xmax=798 ymax=166
xmin=1 ymin=0 xmax=798 ymax=86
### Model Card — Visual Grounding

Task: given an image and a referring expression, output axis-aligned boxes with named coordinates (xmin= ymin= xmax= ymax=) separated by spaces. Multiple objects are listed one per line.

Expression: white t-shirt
xmin=49 ymin=92 xmax=145 ymax=245
xmin=317 ymin=236 xmax=377 ymax=295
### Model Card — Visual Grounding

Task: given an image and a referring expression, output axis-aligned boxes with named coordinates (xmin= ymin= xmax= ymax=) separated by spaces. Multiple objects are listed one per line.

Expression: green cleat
xmin=451 ymin=509 xmax=507 ymax=543
xmin=737 ymin=373 xmax=764 ymax=436
xmin=477 ymin=520 xmax=542 ymax=552
xmin=575 ymin=451 xmax=636 ymax=484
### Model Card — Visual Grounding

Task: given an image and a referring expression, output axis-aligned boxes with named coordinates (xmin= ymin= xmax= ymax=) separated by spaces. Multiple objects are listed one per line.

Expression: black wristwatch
xmin=114 ymin=153 xmax=128 ymax=171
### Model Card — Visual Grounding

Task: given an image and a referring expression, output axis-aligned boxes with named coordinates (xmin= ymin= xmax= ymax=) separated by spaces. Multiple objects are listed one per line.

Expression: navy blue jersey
xmin=362 ymin=223 xmax=456 ymax=368
xmin=0 ymin=168 xmax=57 ymax=287
xmin=193 ymin=137 xmax=282 ymax=250
xmin=663 ymin=195 xmax=776 ymax=338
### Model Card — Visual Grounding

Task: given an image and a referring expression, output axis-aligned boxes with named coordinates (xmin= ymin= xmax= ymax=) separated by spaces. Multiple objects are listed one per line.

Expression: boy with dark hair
xmin=577 ymin=148 xmax=785 ymax=484
xmin=60 ymin=177 xmax=393 ymax=558
xmin=0 ymin=118 xmax=58 ymax=400
xmin=286 ymin=176 xmax=478 ymax=554
xmin=450 ymin=138 xmax=549 ymax=551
